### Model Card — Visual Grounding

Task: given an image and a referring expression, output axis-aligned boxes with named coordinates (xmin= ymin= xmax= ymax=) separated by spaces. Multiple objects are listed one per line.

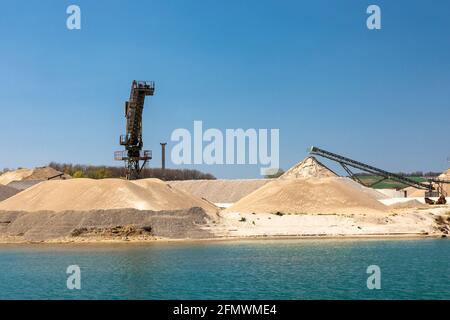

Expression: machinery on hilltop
xmin=309 ymin=146 xmax=450 ymax=204
xmin=114 ymin=80 xmax=155 ymax=180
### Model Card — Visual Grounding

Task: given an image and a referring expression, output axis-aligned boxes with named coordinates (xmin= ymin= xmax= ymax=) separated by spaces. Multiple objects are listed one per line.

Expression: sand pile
xmin=438 ymin=169 xmax=450 ymax=180
xmin=0 ymin=185 xmax=20 ymax=202
xmin=0 ymin=169 xmax=34 ymax=185
xmin=0 ymin=167 xmax=70 ymax=185
xmin=376 ymin=189 xmax=406 ymax=198
xmin=404 ymin=183 xmax=450 ymax=197
xmin=0 ymin=178 xmax=217 ymax=214
xmin=404 ymin=187 xmax=426 ymax=197
xmin=225 ymin=177 xmax=387 ymax=214
xmin=388 ymin=199 xmax=428 ymax=209
xmin=224 ymin=177 xmax=388 ymax=215
xmin=339 ymin=177 xmax=388 ymax=200
xmin=222 ymin=156 xmax=388 ymax=215
xmin=5 ymin=180 xmax=43 ymax=191
xmin=0 ymin=207 xmax=215 ymax=241
xmin=280 ymin=156 xmax=337 ymax=179
xmin=168 ymin=179 xmax=270 ymax=203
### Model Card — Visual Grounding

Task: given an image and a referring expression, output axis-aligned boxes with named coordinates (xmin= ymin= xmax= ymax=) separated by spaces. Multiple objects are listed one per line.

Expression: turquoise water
xmin=0 ymin=239 xmax=448 ymax=299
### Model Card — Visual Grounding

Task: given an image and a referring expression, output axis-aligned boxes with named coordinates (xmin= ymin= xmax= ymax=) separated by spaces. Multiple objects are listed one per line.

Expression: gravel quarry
xmin=216 ymin=157 xmax=449 ymax=239
xmin=0 ymin=157 xmax=448 ymax=242
xmin=0 ymin=177 xmax=219 ymax=242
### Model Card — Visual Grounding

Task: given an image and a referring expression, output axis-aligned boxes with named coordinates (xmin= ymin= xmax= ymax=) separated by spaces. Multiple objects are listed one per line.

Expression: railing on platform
xmin=114 ymin=150 xmax=152 ymax=161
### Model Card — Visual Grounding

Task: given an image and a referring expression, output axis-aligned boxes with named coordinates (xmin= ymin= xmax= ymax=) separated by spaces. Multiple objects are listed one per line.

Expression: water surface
xmin=0 ymin=239 xmax=448 ymax=299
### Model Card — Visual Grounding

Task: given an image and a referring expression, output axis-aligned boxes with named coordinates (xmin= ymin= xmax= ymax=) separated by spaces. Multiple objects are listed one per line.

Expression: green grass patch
xmin=356 ymin=175 xmax=427 ymax=189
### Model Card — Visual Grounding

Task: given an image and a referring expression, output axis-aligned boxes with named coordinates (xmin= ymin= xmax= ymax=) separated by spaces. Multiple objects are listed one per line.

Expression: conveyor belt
xmin=309 ymin=146 xmax=450 ymax=192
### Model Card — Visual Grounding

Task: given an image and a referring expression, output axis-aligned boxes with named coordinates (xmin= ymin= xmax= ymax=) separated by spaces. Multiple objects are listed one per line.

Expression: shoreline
xmin=0 ymin=231 xmax=446 ymax=246
xmin=0 ymin=204 xmax=448 ymax=246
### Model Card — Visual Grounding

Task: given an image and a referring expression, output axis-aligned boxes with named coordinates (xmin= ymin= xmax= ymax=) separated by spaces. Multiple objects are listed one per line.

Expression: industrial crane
xmin=114 ymin=80 xmax=155 ymax=180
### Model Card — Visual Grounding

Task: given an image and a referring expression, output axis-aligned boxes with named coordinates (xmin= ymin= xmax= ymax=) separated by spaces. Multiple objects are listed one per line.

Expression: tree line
xmin=48 ymin=162 xmax=216 ymax=181
xmin=353 ymin=171 xmax=442 ymax=178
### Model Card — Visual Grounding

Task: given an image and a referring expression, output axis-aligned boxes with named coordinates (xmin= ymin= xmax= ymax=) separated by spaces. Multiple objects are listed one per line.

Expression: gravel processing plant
xmin=0 ymin=81 xmax=448 ymax=243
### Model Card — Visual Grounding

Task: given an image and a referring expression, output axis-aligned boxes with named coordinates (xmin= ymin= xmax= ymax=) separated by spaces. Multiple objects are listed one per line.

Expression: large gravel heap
xmin=0 ymin=185 xmax=19 ymax=202
xmin=0 ymin=178 xmax=217 ymax=215
xmin=225 ymin=156 xmax=388 ymax=215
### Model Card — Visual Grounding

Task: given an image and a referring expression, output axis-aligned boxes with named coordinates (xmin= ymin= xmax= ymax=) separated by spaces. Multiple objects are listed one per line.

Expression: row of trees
xmin=48 ymin=162 xmax=216 ymax=181
xmin=354 ymin=171 xmax=442 ymax=177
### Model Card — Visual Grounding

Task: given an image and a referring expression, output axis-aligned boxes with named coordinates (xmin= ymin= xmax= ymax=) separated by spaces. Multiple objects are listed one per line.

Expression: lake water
xmin=0 ymin=239 xmax=448 ymax=299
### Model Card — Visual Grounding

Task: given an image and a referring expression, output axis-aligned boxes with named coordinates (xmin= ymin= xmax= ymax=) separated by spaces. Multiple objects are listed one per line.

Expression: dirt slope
xmin=0 ymin=207 xmax=215 ymax=241
xmin=0 ymin=185 xmax=20 ymax=202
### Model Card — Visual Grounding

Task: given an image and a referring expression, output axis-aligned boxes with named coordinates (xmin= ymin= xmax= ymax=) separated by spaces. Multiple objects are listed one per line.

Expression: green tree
xmin=72 ymin=170 xmax=85 ymax=178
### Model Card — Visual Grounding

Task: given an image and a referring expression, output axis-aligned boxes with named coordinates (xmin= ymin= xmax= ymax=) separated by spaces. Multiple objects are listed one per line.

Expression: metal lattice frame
xmin=309 ymin=146 xmax=450 ymax=195
xmin=115 ymin=80 xmax=154 ymax=180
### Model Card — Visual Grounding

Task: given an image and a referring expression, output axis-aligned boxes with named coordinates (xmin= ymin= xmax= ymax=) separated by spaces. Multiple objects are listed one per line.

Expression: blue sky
xmin=0 ymin=0 xmax=449 ymax=178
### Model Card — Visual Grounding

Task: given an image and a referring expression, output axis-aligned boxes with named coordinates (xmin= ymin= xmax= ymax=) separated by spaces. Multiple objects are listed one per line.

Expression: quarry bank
xmin=0 ymin=157 xmax=448 ymax=243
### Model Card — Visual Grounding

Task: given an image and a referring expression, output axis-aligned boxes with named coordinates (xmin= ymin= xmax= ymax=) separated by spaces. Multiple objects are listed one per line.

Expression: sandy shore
xmin=0 ymin=231 xmax=444 ymax=245
xmin=0 ymin=234 xmax=442 ymax=246
xmin=0 ymin=205 xmax=448 ymax=244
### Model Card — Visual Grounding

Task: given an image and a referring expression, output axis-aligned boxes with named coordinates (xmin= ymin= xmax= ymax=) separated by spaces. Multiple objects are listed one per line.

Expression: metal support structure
xmin=339 ymin=163 xmax=365 ymax=186
xmin=47 ymin=173 xmax=64 ymax=180
xmin=114 ymin=150 xmax=152 ymax=180
xmin=309 ymin=146 xmax=450 ymax=196
xmin=114 ymin=80 xmax=155 ymax=180
xmin=160 ymin=142 xmax=167 ymax=170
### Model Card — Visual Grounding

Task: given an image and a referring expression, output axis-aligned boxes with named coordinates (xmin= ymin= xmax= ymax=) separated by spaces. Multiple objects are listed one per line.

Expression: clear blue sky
xmin=0 ymin=0 xmax=449 ymax=178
